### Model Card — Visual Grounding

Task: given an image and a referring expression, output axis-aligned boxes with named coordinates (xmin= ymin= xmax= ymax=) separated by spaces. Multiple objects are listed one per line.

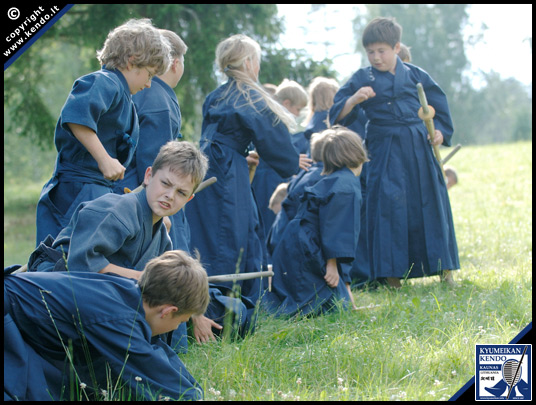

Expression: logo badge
xmin=476 ymin=344 xmax=531 ymax=400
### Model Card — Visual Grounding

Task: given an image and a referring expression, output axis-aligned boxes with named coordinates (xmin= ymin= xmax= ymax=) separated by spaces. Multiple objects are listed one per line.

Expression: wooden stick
xmin=416 ymin=83 xmax=444 ymax=175
xmin=12 ymin=266 xmax=275 ymax=284
xmin=207 ymin=270 xmax=274 ymax=283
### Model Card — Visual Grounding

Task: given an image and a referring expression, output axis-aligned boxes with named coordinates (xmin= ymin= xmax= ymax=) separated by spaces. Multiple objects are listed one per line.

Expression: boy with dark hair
xmin=329 ymin=17 xmax=459 ymax=287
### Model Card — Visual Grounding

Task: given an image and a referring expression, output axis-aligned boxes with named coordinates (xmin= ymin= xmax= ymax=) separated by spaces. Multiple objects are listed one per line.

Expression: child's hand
xmin=298 ymin=154 xmax=313 ymax=171
xmin=324 ymin=258 xmax=339 ymax=288
xmin=98 ymin=156 xmax=126 ymax=181
xmin=428 ymin=129 xmax=444 ymax=146
xmin=352 ymin=86 xmax=376 ymax=105
xmin=191 ymin=315 xmax=223 ymax=344
xmin=246 ymin=150 xmax=260 ymax=169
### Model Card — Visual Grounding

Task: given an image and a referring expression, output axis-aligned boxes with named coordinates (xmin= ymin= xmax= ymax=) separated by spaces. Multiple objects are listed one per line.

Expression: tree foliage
xmin=4 ymin=4 xmax=334 ymax=146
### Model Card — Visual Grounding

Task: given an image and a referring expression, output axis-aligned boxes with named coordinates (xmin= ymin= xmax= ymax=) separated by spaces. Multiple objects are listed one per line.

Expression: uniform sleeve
xmin=83 ymin=317 xmax=203 ymax=401
xmin=60 ymin=73 xmax=121 ymax=134
xmin=67 ymin=207 xmax=135 ymax=272
xmin=328 ymin=71 xmax=364 ymax=128
xmin=318 ymin=191 xmax=359 ymax=262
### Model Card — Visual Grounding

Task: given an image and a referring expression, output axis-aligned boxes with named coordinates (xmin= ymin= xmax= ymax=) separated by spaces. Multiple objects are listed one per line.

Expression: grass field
xmin=3 ymin=141 xmax=532 ymax=400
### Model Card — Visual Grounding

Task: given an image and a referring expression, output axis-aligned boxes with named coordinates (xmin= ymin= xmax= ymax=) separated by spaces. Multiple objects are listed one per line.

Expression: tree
xmin=4 ymin=4 xmax=330 ymax=146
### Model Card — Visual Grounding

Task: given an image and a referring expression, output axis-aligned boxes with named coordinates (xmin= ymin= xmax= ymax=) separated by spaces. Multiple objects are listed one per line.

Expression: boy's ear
xmin=143 ymin=166 xmax=153 ymax=186
xmin=161 ymin=305 xmax=178 ymax=318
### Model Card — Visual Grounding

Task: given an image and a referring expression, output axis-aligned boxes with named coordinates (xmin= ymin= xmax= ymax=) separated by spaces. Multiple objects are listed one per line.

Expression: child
xmin=267 ymin=131 xmax=329 ymax=255
xmin=329 ymin=17 xmax=459 ymax=287
xmin=185 ymin=34 xmax=311 ymax=327
xmin=302 ymin=76 xmax=340 ymax=153
xmin=35 ymin=19 xmax=172 ymax=246
xmin=252 ymin=78 xmax=309 ymax=237
xmin=4 ymin=250 xmax=209 ymax=401
xmin=264 ymin=126 xmax=368 ymax=317
xmin=398 ymin=42 xmax=412 ymax=63
xmin=28 ymin=141 xmax=208 ymax=281
xmin=275 ymin=78 xmax=309 ymax=117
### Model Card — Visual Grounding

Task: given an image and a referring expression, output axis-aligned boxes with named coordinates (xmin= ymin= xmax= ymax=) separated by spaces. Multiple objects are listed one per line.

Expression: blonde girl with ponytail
xmin=185 ymin=34 xmax=311 ymax=337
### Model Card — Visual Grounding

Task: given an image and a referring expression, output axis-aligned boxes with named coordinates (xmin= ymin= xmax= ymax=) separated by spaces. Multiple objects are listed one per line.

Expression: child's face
xmin=365 ymin=42 xmax=400 ymax=74
xmin=283 ymin=100 xmax=305 ymax=117
xmin=144 ymin=166 xmax=196 ymax=224
xmin=147 ymin=306 xmax=192 ymax=336
xmin=122 ymin=63 xmax=157 ymax=94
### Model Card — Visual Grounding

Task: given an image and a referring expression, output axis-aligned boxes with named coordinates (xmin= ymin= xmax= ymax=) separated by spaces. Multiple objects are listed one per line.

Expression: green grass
xmin=3 ymin=141 xmax=532 ymax=400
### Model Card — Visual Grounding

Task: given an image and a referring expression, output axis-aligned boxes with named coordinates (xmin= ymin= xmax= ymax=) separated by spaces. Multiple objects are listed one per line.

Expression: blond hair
xmin=275 ymin=79 xmax=308 ymax=109
xmin=398 ymin=43 xmax=412 ymax=63
xmin=159 ymin=29 xmax=187 ymax=59
xmin=151 ymin=141 xmax=209 ymax=191
xmin=304 ymin=77 xmax=339 ymax=126
xmin=215 ymin=34 xmax=297 ymax=131
xmin=309 ymin=131 xmax=329 ymax=163
xmin=96 ymin=18 xmax=172 ymax=76
xmin=321 ymin=126 xmax=369 ymax=175
xmin=139 ymin=250 xmax=210 ymax=316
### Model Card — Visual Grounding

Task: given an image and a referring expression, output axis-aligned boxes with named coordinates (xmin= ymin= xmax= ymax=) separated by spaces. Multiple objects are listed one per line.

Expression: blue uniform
xmin=185 ymin=79 xmax=300 ymax=309
xmin=35 ymin=67 xmax=139 ymax=246
xmin=267 ymin=161 xmax=324 ymax=255
xmin=290 ymin=130 xmax=309 ymax=155
xmin=4 ymin=271 xmax=203 ymax=401
xmin=29 ymin=189 xmax=170 ymax=274
xmin=329 ymin=57 xmax=459 ymax=280
xmin=251 ymin=158 xmax=290 ymax=238
xmin=264 ymin=167 xmax=362 ymax=317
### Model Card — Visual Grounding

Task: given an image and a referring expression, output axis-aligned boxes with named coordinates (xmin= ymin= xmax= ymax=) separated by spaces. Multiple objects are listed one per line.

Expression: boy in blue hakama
xmin=35 ymin=19 xmax=172 ymax=246
xmin=185 ymin=35 xmax=311 ymax=333
xmin=28 ymin=141 xmax=207 ymax=282
xmin=264 ymin=127 xmax=368 ymax=317
xmin=4 ymin=250 xmax=210 ymax=401
xmin=329 ymin=17 xmax=459 ymax=287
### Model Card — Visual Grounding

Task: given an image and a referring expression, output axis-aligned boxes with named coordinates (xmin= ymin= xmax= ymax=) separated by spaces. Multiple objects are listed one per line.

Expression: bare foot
xmin=440 ymin=270 xmax=457 ymax=287
xmin=386 ymin=277 xmax=401 ymax=288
